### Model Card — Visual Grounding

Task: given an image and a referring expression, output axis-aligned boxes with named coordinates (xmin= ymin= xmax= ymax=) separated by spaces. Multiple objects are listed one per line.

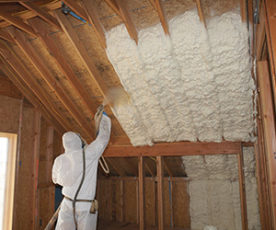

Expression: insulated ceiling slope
xmin=106 ymin=9 xmax=255 ymax=146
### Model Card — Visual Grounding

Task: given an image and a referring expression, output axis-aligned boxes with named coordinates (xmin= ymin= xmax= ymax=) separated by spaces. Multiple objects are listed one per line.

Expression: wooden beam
xmin=19 ymin=1 xmax=62 ymax=30
xmin=195 ymin=0 xmax=206 ymax=27
xmin=0 ymin=29 xmax=14 ymax=43
xmin=29 ymin=18 xmax=98 ymax=117
xmin=81 ymin=0 xmax=106 ymax=48
xmin=0 ymin=41 xmax=72 ymax=132
xmin=0 ymin=61 xmax=65 ymax=134
xmin=0 ymin=11 xmax=36 ymax=37
xmin=257 ymin=60 xmax=276 ymax=228
xmin=138 ymin=156 xmax=145 ymax=230
xmin=156 ymin=156 xmax=164 ymax=230
xmin=240 ymin=0 xmax=247 ymax=22
xmin=237 ymin=145 xmax=248 ymax=230
xmin=62 ymin=0 xmax=88 ymax=22
xmin=264 ymin=0 xmax=276 ymax=108
xmin=256 ymin=2 xmax=266 ymax=60
xmin=103 ymin=141 xmax=241 ymax=157
xmin=9 ymin=28 xmax=95 ymax=140
xmin=54 ymin=11 xmax=124 ymax=137
xmin=105 ymin=0 xmax=138 ymax=43
xmin=32 ymin=110 xmax=41 ymax=230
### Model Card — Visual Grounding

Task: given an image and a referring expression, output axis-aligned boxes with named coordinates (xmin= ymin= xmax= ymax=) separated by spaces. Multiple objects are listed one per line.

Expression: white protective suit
xmin=52 ymin=114 xmax=111 ymax=230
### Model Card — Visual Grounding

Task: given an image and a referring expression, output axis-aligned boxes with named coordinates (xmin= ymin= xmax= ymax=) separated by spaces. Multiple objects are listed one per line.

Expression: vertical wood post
xmin=258 ymin=61 xmax=276 ymax=228
xmin=238 ymin=145 xmax=248 ymax=230
xmin=119 ymin=180 xmax=125 ymax=222
xmin=46 ymin=126 xmax=54 ymax=217
xmin=33 ymin=110 xmax=41 ymax=230
xmin=157 ymin=156 xmax=164 ymax=230
xmin=138 ymin=156 xmax=145 ymax=230
xmin=12 ymin=97 xmax=24 ymax=229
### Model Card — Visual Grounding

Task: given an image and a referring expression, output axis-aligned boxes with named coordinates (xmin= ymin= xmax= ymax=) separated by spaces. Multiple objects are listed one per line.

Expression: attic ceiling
xmin=0 ymin=0 xmax=254 ymax=151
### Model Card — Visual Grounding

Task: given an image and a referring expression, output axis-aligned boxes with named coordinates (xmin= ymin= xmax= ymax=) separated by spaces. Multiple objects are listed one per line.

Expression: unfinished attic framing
xmin=0 ymin=0 xmax=275 ymax=229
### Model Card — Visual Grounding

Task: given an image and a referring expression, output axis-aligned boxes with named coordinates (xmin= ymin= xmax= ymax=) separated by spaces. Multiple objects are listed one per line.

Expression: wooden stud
xmin=156 ymin=156 xmax=164 ymax=230
xmin=257 ymin=60 xmax=276 ymax=228
xmin=19 ymin=2 xmax=62 ymax=31
xmin=138 ymin=156 xmax=145 ymax=230
xmin=32 ymin=110 xmax=41 ymax=230
xmin=81 ymin=0 xmax=106 ymax=48
xmin=264 ymin=0 xmax=276 ymax=108
xmin=0 ymin=29 xmax=14 ymax=43
xmin=105 ymin=0 xmax=138 ymax=43
xmin=9 ymin=28 xmax=95 ymax=139
xmin=0 ymin=11 xmax=36 ymax=37
xmin=119 ymin=180 xmax=125 ymax=222
xmin=104 ymin=141 xmax=242 ymax=157
xmin=256 ymin=2 xmax=266 ymax=60
xmin=29 ymin=18 xmax=98 ymax=117
xmin=62 ymin=0 xmax=88 ymax=22
xmin=46 ymin=126 xmax=54 ymax=183
xmin=237 ymin=145 xmax=248 ymax=230
xmin=195 ymin=0 xmax=206 ymax=27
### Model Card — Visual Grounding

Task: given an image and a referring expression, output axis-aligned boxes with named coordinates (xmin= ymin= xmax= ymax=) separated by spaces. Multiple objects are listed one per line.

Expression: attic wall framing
xmin=100 ymin=143 xmax=248 ymax=230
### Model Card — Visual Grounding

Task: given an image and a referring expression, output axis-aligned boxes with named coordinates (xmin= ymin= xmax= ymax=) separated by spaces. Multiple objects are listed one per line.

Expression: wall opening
xmin=0 ymin=133 xmax=17 ymax=230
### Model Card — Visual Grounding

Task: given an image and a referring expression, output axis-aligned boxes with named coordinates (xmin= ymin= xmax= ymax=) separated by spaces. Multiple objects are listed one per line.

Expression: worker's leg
xmin=77 ymin=210 xmax=98 ymax=230
xmin=55 ymin=200 xmax=75 ymax=230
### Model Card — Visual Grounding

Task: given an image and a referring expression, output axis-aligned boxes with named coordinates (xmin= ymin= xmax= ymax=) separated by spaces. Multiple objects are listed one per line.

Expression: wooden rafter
xmin=19 ymin=1 xmax=62 ymax=30
xmin=0 ymin=11 xmax=36 ymax=37
xmin=0 ymin=62 xmax=65 ymax=134
xmin=0 ymin=29 xmax=14 ymax=43
xmin=0 ymin=1 xmax=61 ymax=28
xmin=9 ymin=27 xmax=95 ymax=140
xmin=62 ymin=0 xmax=88 ymax=22
xmin=195 ymin=0 xmax=206 ymax=27
xmin=104 ymin=141 xmax=242 ymax=157
xmin=105 ymin=0 xmax=138 ymax=43
xmin=240 ymin=0 xmax=247 ymax=22
xmin=29 ymin=18 xmax=98 ymax=116
xmin=149 ymin=0 xmax=169 ymax=34
xmin=0 ymin=41 xmax=72 ymax=132
xmin=54 ymin=11 xmax=126 ymax=137
xmin=81 ymin=0 xmax=106 ymax=48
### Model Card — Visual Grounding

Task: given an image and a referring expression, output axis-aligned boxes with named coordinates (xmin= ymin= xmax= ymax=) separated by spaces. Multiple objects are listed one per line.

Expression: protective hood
xmin=62 ymin=131 xmax=82 ymax=152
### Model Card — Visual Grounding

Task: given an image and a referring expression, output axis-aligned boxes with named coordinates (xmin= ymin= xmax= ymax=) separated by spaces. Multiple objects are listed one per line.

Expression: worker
xmin=52 ymin=106 xmax=111 ymax=230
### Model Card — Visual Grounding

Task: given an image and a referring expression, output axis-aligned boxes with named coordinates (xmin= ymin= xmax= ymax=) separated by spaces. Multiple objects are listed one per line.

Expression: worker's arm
xmin=86 ymin=112 xmax=111 ymax=160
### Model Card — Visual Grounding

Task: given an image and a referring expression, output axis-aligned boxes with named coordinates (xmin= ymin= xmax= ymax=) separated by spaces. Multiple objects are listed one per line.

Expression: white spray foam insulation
xmin=105 ymin=9 xmax=255 ymax=146
xmin=183 ymin=147 xmax=260 ymax=230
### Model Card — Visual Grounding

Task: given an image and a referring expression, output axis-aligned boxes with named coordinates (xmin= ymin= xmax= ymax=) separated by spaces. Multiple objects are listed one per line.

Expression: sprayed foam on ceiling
xmin=105 ymin=9 xmax=255 ymax=146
